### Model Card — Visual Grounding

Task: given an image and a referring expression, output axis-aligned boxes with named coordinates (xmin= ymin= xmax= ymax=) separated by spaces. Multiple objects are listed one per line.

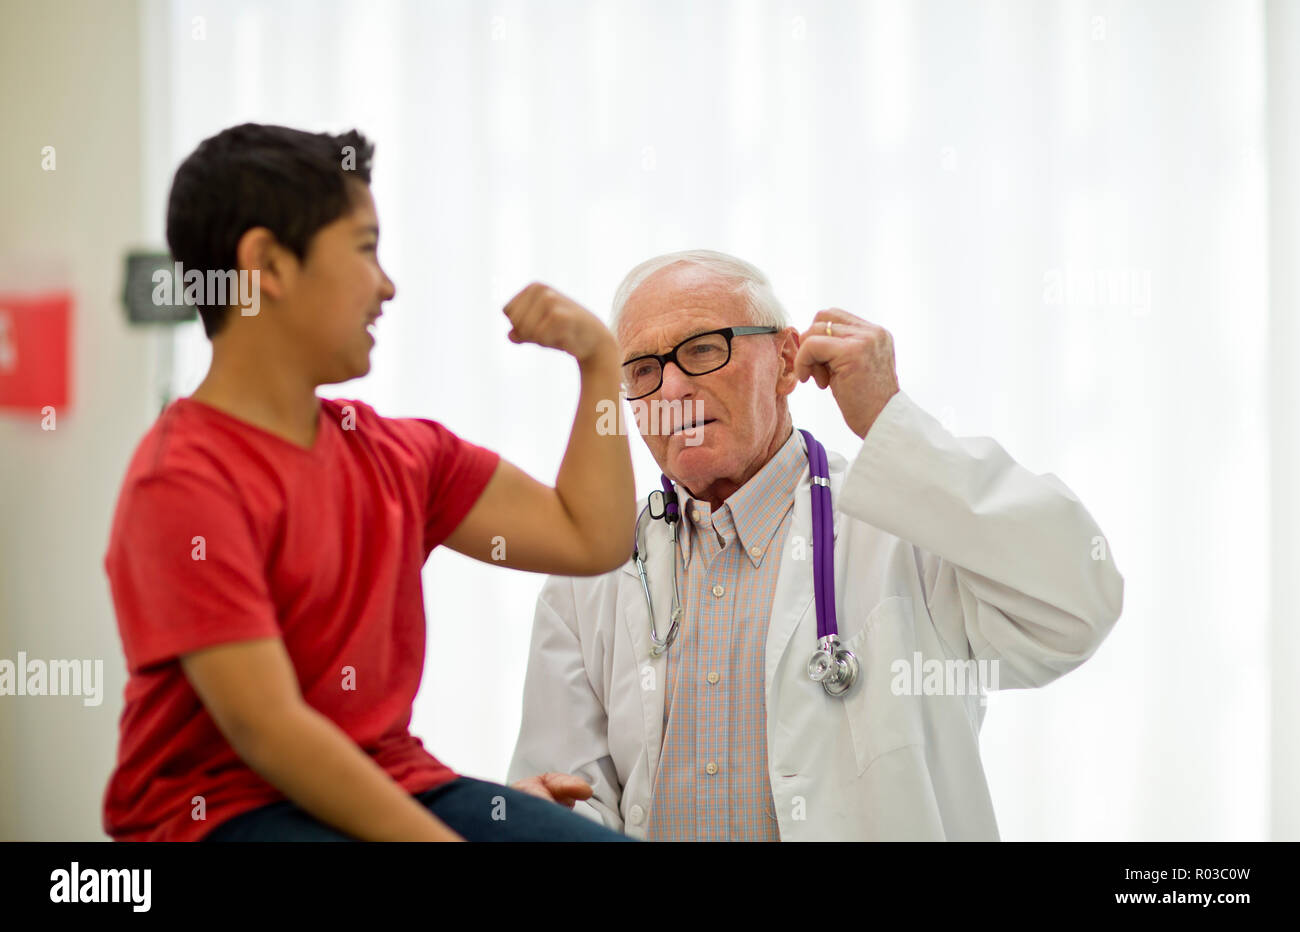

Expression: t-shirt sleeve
xmin=105 ymin=469 xmax=281 ymax=673
xmin=407 ymin=419 xmax=501 ymax=553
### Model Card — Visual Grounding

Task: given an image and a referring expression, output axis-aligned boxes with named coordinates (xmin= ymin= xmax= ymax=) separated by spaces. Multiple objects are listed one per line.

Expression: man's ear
xmin=234 ymin=226 xmax=295 ymax=305
xmin=775 ymin=326 xmax=800 ymax=397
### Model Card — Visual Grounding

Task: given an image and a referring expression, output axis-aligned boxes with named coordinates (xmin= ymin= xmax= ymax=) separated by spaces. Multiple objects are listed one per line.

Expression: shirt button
xmin=628 ymin=804 xmax=645 ymax=825
xmin=707 ymin=671 xmax=720 ymax=685
xmin=691 ymin=509 xmax=701 ymax=522
xmin=705 ymin=762 xmax=719 ymax=775
xmin=749 ymin=546 xmax=763 ymax=558
xmin=712 ymin=584 xmax=725 ymax=597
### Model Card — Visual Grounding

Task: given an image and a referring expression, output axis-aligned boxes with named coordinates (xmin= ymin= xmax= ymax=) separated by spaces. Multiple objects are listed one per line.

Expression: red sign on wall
xmin=0 ymin=291 xmax=72 ymax=413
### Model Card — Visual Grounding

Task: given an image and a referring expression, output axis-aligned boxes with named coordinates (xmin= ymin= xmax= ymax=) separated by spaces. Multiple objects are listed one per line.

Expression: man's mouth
xmin=672 ymin=418 xmax=716 ymax=436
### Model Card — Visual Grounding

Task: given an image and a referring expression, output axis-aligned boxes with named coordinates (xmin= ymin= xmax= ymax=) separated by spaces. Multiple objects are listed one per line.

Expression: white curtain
xmin=147 ymin=0 xmax=1292 ymax=840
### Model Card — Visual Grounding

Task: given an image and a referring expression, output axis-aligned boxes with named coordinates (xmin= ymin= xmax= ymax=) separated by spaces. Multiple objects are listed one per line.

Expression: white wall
xmin=0 ymin=0 xmax=155 ymax=840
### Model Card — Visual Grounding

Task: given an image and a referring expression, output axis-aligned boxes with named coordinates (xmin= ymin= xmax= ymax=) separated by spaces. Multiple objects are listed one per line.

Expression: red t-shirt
xmin=102 ymin=396 xmax=500 ymax=841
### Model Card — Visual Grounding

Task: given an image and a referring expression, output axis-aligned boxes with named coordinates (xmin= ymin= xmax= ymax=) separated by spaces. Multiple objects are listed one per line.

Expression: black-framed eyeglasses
xmin=620 ymin=326 xmax=780 ymax=400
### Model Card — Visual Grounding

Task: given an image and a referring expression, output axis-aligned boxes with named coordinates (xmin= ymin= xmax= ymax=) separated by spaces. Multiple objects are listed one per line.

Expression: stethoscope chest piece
xmin=806 ymin=634 xmax=859 ymax=697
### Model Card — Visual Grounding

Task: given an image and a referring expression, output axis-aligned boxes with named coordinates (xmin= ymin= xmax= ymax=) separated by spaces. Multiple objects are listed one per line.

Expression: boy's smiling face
xmin=273 ymin=181 xmax=396 ymax=385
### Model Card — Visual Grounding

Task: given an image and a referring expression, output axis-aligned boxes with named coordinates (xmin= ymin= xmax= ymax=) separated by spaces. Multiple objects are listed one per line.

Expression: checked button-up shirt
xmin=645 ymin=427 xmax=806 ymax=841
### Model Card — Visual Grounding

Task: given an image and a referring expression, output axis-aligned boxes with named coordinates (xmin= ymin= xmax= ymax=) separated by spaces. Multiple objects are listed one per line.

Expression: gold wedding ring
xmin=825 ymin=320 xmax=833 ymax=337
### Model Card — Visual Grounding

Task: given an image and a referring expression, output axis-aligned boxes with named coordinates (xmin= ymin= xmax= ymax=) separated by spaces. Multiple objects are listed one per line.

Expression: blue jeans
xmin=201 ymin=777 xmax=632 ymax=842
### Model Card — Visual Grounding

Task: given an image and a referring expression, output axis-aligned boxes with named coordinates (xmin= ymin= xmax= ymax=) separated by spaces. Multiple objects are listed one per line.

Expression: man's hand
xmin=503 ymin=283 xmax=617 ymax=366
xmin=793 ymin=308 xmax=900 ymax=438
xmin=510 ymin=772 xmax=594 ymax=809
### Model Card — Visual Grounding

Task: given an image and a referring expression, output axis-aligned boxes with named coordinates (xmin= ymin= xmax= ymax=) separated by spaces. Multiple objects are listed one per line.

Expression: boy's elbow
xmin=577 ymin=535 xmax=634 ymax=576
xmin=219 ymin=698 xmax=309 ymax=766
xmin=565 ymin=500 xmax=636 ymax=575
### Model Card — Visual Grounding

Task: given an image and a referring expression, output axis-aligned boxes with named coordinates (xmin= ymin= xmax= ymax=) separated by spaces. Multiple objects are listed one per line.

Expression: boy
xmin=102 ymin=124 xmax=634 ymax=841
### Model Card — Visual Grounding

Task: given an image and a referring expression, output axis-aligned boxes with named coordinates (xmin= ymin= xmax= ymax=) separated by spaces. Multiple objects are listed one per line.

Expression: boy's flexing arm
xmin=444 ymin=283 xmax=636 ymax=575
xmin=181 ymin=636 xmax=464 ymax=841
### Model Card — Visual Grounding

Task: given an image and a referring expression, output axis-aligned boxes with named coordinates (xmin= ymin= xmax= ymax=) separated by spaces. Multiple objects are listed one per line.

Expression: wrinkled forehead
xmin=617 ymin=264 xmax=751 ymax=357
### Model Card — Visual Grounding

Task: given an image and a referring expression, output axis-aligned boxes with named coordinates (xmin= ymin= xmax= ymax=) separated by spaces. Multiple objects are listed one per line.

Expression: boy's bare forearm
xmin=498 ymin=283 xmax=635 ymax=573
xmin=554 ymin=340 xmax=636 ymax=572
xmin=235 ymin=704 xmax=461 ymax=842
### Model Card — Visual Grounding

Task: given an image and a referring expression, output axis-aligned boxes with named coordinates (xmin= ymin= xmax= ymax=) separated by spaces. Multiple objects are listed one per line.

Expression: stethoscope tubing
xmin=802 ymin=429 xmax=838 ymax=642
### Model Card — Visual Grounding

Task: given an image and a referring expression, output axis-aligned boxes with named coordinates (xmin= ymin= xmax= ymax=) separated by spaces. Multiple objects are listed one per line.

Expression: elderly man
xmin=507 ymin=249 xmax=1123 ymax=841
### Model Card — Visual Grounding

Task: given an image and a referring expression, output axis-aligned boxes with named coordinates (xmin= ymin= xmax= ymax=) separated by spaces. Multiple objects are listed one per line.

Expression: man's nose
xmin=658 ymin=360 xmax=695 ymax=400
xmin=379 ymin=266 xmax=397 ymax=301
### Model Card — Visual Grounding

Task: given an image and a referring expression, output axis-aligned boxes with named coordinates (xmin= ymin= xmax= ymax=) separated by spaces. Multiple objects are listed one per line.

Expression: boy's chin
xmin=347 ymin=341 xmax=375 ymax=374
xmin=318 ymin=354 xmax=372 ymax=386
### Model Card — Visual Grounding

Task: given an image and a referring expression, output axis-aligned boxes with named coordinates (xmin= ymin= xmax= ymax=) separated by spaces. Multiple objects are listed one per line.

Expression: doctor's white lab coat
xmin=507 ymin=391 xmax=1124 ymax=841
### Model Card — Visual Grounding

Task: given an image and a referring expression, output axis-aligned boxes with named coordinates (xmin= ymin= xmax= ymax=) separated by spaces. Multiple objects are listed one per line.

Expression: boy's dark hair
xmin=166 ymin=123 xmax=374 ymax=338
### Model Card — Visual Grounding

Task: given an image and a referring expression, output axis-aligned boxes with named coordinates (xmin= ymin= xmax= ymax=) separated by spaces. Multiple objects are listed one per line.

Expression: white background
xmin=3 ymin=0 xmax=1291 ymax=840
xmin=151 ymin=0 xmax=1289 ymax=841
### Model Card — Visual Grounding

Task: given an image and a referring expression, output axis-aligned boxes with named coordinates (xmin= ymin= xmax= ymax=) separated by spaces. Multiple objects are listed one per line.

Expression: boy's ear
xmin=234 ymin=226 xmax=295 ymax=304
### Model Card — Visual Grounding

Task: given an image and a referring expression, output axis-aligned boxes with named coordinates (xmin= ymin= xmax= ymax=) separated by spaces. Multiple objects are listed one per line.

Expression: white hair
xmin=609 ymin=249 xmax=790 ymax=339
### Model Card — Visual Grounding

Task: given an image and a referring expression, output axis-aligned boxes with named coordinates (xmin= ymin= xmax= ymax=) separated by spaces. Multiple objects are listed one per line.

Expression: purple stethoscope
xmin=631 ymin=428 xmax=860 ymax=697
